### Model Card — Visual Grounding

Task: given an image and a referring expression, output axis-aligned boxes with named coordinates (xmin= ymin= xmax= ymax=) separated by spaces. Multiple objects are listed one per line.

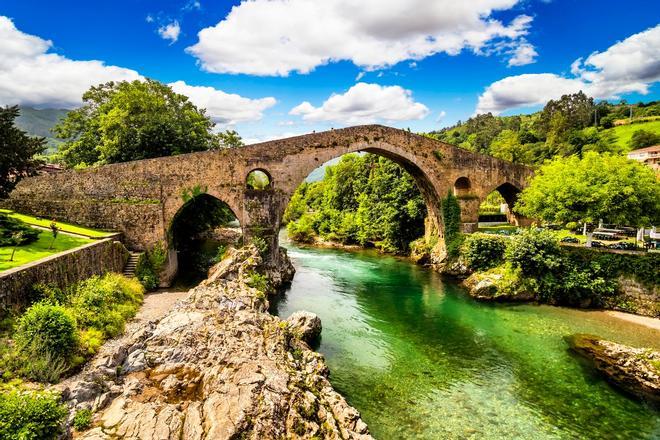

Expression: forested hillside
xmin=426 ymin=93 xmax=660 ymax=165
xmin=14 ymin=107 xmax=68 ymax=152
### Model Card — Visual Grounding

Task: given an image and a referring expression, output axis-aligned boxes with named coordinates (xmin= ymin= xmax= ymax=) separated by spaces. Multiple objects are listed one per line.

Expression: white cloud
xmin=187 ymin=0 xmax=533 ymax=76
xmin=290 ymin=82 xmax=429 ymax=124
xmin=158 ymin=20 xmax=181 ymax=43
xmin=0 ymin=16 xmax=141 ymax=108
xmin=169 ymin=81 xmax=276 ymax=125
xmin=507 ymin=41 xmax=537 ymax=66
xmin=436 ymin=110 xmax=447 ymax=122
xmin=0 ymin=16 xmax=278 ymax=126
xmin=476 ymin=25 xmax=660 ymax=114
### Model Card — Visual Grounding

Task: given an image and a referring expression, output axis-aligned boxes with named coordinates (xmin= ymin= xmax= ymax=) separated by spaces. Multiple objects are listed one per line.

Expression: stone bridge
xmin=3 ymin=125 xmax=532 ymax=275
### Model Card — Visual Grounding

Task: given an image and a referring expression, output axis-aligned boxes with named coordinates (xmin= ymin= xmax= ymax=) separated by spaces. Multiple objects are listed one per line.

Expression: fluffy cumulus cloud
xmin=158 ymin=20 xmax=181 ymax=43
xmin=477 ymin=25 xmax=660 ymax=114
xmin=0 ymin=16 xmax=141 ymax=108
xmin=169 ymin=81 xmax=276 ymax=125
xmin=507 ymin=41 xmax=538 ymax=66
xmin=0 ymin=17 xmax=276 ymax=125
xmin=290 ymin=82 xmax=429 ymax=124
xmin=187 ymin=0 xmax=534 ymax=76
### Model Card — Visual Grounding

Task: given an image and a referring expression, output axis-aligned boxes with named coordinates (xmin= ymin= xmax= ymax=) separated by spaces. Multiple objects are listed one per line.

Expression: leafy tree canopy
xmin=629 ymin=129 xmax=660 ymax=150
xmin=0 ymin=106 xmax=46 ymax=198
xmin=54 ymin=79 xmax=219 ymax=167
xmin=515 ymin=152 xmax=660 ymax=226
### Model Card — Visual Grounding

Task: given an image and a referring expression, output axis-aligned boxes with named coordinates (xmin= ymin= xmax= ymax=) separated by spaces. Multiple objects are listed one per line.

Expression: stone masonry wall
xmin=0 ymin=238 xmax=129 ymax=309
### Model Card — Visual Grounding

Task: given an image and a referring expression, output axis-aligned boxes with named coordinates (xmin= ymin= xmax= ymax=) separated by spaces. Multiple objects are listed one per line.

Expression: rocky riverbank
xmin=58 ymin=245 xmax=372 ymax=439
xmin=566 ymin=334 xmax=660 ymax=404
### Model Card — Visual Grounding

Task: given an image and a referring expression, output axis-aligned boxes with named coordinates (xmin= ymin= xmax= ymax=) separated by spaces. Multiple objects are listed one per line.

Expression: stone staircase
xmin=123 ymin=252 xmax=143 ymax=278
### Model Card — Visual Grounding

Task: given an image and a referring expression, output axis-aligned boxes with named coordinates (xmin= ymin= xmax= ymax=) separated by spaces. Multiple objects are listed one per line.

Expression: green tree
xmin=54 ymin=79 xmax=218 ymax=167
xmin=515 ymin=152 xmax=660 ymax=226
xmin=628 ymin=129 xmax=660 ymax=150
xmin=215 ymin=130 xmax=244 ymax=148
xmin=538 ymin=91 xmax=595 ymax=136
xmin=0 ymin=106 xmax=46 ymax=198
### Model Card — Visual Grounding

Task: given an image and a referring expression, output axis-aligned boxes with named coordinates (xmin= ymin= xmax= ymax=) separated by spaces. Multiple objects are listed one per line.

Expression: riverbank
xmin=58 ymin=245 xmax=372 ymax=439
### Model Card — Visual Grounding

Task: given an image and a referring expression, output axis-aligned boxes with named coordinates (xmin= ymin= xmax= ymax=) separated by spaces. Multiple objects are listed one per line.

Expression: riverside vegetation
xmin=0 ymin=273 xmax=143 ymax=438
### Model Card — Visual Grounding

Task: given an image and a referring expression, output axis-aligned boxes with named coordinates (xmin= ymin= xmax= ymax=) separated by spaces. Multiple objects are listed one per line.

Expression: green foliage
xmin=54 ymin=79 xmax=218 ymax=167
xmin=71 ymin=273 xmax=144 ymax=338
xmin=246 ymin=170 xmax=271 ymax=190
xmin=251 ymin=236 xmax=269 ymax=257
xmin=505 ymin=228 xmax=563 ymax=278
xmin=284 ymin=154 xmax=426 ymax=253
xmin=461 ymin=233 xmax=507 ymax=270
xmin=442 ymin=191 xmax=462 ymax=257
xmin=628 ymin=129 xmax=660 ymax=149
xmin=0 ymin=214 xmax=39 ymax=246
xmin=0 ymin=387 xmax=67 ymax=439
xmin=246 ymin=271 xmax=269 ymax=293
xmin=515 ymin=152 xmax=660 ymax=227
xmin=72 ymin=408 xmax=93 ymax=431
xmin=214 ymin=129 xmax=244 ymax=149
xmin=0 ymin=106 xmax=46 ymax=198
xmin=426 ymin=96 xmax=660 ymax=165
xmin=14 ymin=302 xmax=77 ymax=360
xmin=29 ymin=284 xmax=68 ymax=306
xmin=135 ymin=243 xmax=168 ymax=291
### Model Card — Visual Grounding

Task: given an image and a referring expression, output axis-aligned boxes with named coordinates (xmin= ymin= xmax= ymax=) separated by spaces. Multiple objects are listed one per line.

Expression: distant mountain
xmin=15 ymin=106 xmax=69 ymax=152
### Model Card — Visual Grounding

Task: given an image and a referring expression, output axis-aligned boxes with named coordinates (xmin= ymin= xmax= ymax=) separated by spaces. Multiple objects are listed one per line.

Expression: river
xmin=271 ymin=238 xmax=660 ymax=439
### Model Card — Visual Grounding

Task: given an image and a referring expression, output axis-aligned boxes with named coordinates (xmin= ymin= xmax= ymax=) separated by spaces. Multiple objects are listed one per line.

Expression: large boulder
xmin=566 ymin=334 xmax=660 ymax=404
xmin=288 ymin=311 xmax=322 ymax=344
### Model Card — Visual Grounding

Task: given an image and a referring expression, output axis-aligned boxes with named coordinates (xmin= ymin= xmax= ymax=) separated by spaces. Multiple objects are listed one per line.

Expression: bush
xmin=461 ymin=233 xmax=507 ymax=270
xmin=14 ymin=302 xmax=77 ymax=360
xmin=72 ymin=408 xmax=93 ymax=431
xmin=564 ymin=221 xmax=578 ymax=231
xmin=505 ymin=228 xmax=563 ymax=277
xmin=135 ymin=254 xmax=158 ymax=291
xmin=71 ymin=273 xmax=144 ymax=338
xmin=29 ymin=284 xmax=68 ymax=306
xmin=0 ymin=214 xmax=39 ymax=246
xmin=0 ymin=387 xmax=67 ymax=439
xmin=287 ymin=214 xmax=316 ymax=243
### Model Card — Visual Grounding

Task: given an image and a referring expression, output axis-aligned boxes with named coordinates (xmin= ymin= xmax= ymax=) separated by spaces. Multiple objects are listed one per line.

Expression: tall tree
xmin=515 ymin=152 xmax=660 ymax=227
xmin=0 ymin=106 xmax=46 ymax=198
xmin=538 ymin=91 xmax=595 ymax=136
xmin=54 ymin=79 xmax=219 ymax=167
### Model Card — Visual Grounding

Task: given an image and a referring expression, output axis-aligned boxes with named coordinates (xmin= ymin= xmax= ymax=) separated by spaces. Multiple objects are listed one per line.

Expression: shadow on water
xmin=273 ymin=237 xmax=660 ymax=439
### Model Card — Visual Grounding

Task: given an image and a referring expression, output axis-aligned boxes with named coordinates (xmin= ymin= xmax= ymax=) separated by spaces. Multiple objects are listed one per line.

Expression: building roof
xmin=628 ymin=145 xmax=660 ymax=154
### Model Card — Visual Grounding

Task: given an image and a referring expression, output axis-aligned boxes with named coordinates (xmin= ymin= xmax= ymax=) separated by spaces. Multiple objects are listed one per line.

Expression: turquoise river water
xmin=272 ymin=239 xmax=660 ymax=439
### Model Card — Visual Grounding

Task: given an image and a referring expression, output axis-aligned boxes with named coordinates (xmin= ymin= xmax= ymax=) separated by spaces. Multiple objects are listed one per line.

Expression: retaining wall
xmin=0 ymin=238 xmax=129 ymax=309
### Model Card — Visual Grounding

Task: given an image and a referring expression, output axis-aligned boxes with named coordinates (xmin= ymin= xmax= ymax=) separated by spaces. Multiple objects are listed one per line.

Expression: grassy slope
xmin=606 ymin=120 xmax=660 ymax=150
xmin=0 ymin=230 xmax=92 ymax=272
xmin=0 ymin=210 xmax=114 ymax=238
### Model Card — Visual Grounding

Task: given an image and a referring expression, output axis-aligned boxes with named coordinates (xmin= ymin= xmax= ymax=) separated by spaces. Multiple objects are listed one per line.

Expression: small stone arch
xmin=246 ymin=168 xmax=273 ymax=190
xmin=453 ymin=177 xmax=472 ymax=197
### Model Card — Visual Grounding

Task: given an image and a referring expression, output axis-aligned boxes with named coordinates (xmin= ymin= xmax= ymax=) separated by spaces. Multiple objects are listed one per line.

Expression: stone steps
xmin=123 ymin=252 xmax=143 ymax=278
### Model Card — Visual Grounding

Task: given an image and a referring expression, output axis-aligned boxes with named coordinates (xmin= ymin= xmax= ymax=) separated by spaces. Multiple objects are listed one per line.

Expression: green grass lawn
xmin=0 ymin=230 xmax=92 ymax=272
xmin=0 ymin=209 xmax=113 ymax=238
xmin=605 ymin=120 xmax=660 ymax=150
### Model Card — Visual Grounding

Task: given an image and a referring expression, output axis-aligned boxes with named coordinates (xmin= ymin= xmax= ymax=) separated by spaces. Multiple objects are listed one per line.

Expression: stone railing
xmin=0 ymin=238 xmax=129 ymax=309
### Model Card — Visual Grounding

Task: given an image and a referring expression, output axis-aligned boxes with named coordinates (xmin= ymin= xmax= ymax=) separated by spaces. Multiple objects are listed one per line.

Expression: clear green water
xmin=272 ymin=241 xmax=660 ymax=439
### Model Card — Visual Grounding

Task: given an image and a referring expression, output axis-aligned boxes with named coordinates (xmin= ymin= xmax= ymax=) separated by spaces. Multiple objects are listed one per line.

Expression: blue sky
xmin=1 ymin=0 xmax=659 ymax=142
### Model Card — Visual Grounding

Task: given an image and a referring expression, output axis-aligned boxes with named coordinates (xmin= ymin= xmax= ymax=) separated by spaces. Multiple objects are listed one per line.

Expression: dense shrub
xmin=71 ymin=273 xmax=144 ymax=338
xmin=29 ymin=283 xmax=68 ymax=306
xmin=0 ymin=387 xmax=67 ymax=439
xmin=287 ymin=214 xmax=316 ymax=243
xmin=442 ymin=192 xmax=463 ymax=257
xmin=14 ymin=302 xmax=77 ymax=359
xmin=72 ymin=408 xmax=93 ymax=431
xmin=461 ymin=233 xmax=507 ymax=270
xmin=505 ymin=228 xmax=563 ymax=277
xmin=0 ymin=214 xmax=39 ymax=246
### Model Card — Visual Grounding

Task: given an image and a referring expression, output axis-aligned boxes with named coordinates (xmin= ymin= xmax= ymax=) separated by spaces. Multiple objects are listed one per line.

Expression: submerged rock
xmin=566 ymin=334 xmax=660 ymax=404
xmin=288 ymin=311 xmax=322 ymax=344
xmin=60 ymin=245 xmax=371 ymax=439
